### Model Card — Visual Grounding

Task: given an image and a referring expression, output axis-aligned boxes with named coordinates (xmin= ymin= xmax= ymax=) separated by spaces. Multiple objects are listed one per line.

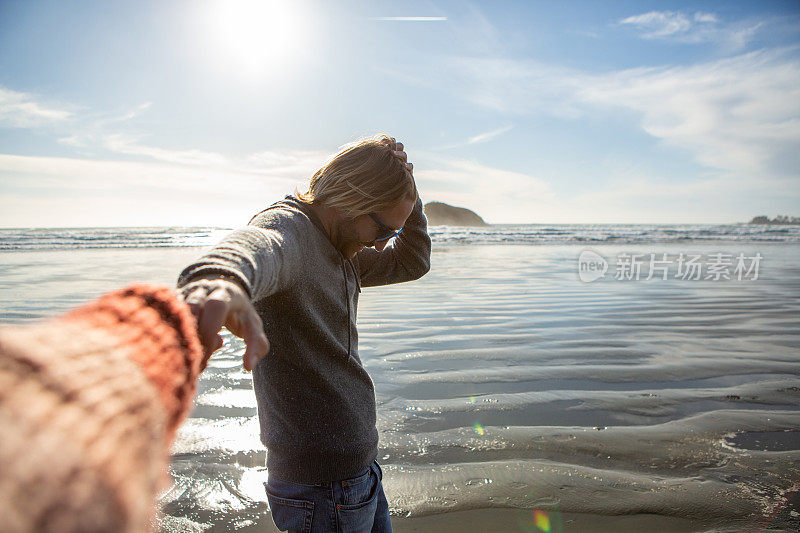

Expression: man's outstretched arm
xmin=176 ymin=223 xmax=302 ymax=369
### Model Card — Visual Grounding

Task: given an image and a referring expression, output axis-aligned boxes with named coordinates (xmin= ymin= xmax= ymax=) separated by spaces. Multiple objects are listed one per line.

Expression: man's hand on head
xmin=383 ymin=136 xmax=414 ymax=174
xmin=179 ymin=276 xmax=270 ymax=371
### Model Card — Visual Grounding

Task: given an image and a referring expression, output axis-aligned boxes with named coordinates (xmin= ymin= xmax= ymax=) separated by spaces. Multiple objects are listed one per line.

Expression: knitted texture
xmin=0 ymin=285 xmax=203 ymax=533
xmin=62 ymin=285 xmax=205 ymax=443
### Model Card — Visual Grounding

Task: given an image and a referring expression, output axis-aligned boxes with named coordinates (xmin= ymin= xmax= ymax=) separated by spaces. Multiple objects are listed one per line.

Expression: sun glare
xmin=203 ymin=0 xmax=303 ymax=77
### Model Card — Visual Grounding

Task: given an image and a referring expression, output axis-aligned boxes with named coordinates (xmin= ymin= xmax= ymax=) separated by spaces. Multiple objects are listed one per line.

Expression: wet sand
xmin=227 ymin=508 xmax=705 ymax=533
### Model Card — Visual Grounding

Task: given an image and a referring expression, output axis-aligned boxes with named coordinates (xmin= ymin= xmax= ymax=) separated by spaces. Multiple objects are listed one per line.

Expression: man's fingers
xmin=241 ymin=311 xmax=270 ymax=371
xmin=179 ymin=279 xmax=260 ymax=368
xmin=388 ymin=140 xmax=413 ymax=174
xmin=181 ymin=285 xmax=208 ymax=320
xmin=187 ymin=301 xmax=202 ymax=320
xmin=243 ymin=334 xmax=270 ymax=371
xmin=197 ymin=291 xmax=229 ymax=353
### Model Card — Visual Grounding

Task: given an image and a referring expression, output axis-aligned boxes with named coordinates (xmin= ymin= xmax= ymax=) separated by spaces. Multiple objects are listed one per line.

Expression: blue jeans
xmin=265 ymin=459 xmax=392 ymax=533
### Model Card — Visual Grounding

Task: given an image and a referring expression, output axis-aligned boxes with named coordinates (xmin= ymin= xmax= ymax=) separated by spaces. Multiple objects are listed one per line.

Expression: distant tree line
xmin=749 ymin=215 xmax=800 ymax=225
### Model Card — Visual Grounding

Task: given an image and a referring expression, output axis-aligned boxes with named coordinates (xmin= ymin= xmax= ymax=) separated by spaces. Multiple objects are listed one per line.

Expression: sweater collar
xmin=284 ymin=195 xmax=327 ymax=235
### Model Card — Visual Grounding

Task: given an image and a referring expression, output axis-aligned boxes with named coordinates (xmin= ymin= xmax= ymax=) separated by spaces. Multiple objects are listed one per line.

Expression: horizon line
xmin=0 ymin=221 xmax=771 ymax=230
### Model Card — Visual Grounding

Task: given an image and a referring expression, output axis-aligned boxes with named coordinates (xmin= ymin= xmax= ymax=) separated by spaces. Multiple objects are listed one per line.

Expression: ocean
xmin=1 ymin=224 xmax=798 ymax=532
xmin=2 ymin=223 xmax=799 ymax=251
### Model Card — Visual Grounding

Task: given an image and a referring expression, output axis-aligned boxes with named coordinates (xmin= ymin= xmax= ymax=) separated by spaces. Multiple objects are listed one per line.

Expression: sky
xmin=0 ymin=0 xmax=798 ymax=227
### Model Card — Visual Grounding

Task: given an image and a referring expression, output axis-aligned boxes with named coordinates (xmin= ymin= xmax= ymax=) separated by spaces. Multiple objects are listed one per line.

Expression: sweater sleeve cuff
xmin=176 ymin=267 xmax=253 ymax=299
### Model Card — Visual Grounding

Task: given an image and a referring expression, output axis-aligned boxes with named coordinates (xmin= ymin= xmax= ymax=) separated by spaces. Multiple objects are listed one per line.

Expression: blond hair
xmin=297 ymin=134 xmax=417 ymax=217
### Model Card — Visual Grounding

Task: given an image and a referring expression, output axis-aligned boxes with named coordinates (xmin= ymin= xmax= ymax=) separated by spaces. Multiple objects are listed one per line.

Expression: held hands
xmin=382 ymin=136 xmax=413 ymax=174
xmin=179 ymin=277 xmax=270 ymax=371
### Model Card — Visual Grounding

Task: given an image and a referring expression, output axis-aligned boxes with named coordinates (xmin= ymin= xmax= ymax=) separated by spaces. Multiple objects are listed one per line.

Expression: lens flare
xmin=473 ymin=422 xmax=485 ymax=435
xmin=534 ymin=509 xmax=550 ymax=532
xmin=517 ymin=507 xmax=562 ymax=533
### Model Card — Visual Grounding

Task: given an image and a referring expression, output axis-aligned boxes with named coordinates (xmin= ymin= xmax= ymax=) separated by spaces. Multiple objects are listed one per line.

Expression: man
xmin=177 ymin=135 xmax=431 ymax=533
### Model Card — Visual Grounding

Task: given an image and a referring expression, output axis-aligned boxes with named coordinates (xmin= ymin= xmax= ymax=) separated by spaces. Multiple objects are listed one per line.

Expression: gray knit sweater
xmin=177 ymin=195 xmax=431 ymax=483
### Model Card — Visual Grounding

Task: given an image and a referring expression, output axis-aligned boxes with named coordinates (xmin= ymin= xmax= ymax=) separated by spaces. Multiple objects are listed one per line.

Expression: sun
xmin=203 ymin=0 xmax=303 ymax=77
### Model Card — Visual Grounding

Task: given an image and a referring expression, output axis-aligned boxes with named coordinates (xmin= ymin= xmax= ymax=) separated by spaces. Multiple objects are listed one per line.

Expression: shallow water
xmin=1 ymin=242 xmax=798 ymax=531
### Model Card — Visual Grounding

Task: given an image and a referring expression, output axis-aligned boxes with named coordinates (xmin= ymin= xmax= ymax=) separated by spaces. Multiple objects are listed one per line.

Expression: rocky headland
xmin=749 ymin=215 xmax=800 ymax=225
xmin=423 ymin=202 xmax=487 ymax=226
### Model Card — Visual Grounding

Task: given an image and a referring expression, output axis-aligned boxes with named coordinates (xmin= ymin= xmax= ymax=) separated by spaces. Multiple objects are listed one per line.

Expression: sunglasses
xmin=369 ymin=213 xmax=403 ymax=242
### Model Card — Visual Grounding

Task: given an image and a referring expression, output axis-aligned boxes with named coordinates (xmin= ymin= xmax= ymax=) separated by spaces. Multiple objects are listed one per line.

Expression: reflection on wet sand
xmin=158 ymin=244 xmax=800 ymax=532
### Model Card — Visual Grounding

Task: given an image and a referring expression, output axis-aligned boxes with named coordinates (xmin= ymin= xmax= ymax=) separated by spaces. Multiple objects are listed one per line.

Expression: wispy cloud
xmin=577 ymin=48 xmax=800 ymax=174
xmin=5 ymin=147 xmax=784 ymax=225
xmin=0 ymin=86 xmax=73 ymax=127
xmin=100 ymin=133 xmax=328 ymax=177
xmin=414 ymin=152 xmax=557 ymax=223
xmin=0 ymin=153 xmax=230 ymax=192
xmin=106 ymin=102 xmax=153 ymax=124
xmin=620 ymin=11 xmax=695 ymax=38
xmin=412 ymin=47 xmax=800 ymax=177
xmin=466 ymin=125 xmax=513 ymax=145
xmin=58 ymin=102 xmax=155 ymax=149
xmin=0 ymin=85 xmax=335 ymax=226
xmin=373 ymin=17 xmax=447 ymax=22
xmin=694 ymin=12 xmax=719 ymax=24
xmin=102 ymin=134 xmax=231 ymax=167
xmin=617 ymin=10 xmax=763 ymax=50
xmin=413 ymin=151 xmax=800 ymax=223
xmin=430 ymin=124 xmax=515 ymax=151
xmin=32 ymin=96 xmax=328 ymax=176
xmin=0 ymin=147 xmax=329 ymax=227
xmin=405 ymin=56 xmax=580 ymax=119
